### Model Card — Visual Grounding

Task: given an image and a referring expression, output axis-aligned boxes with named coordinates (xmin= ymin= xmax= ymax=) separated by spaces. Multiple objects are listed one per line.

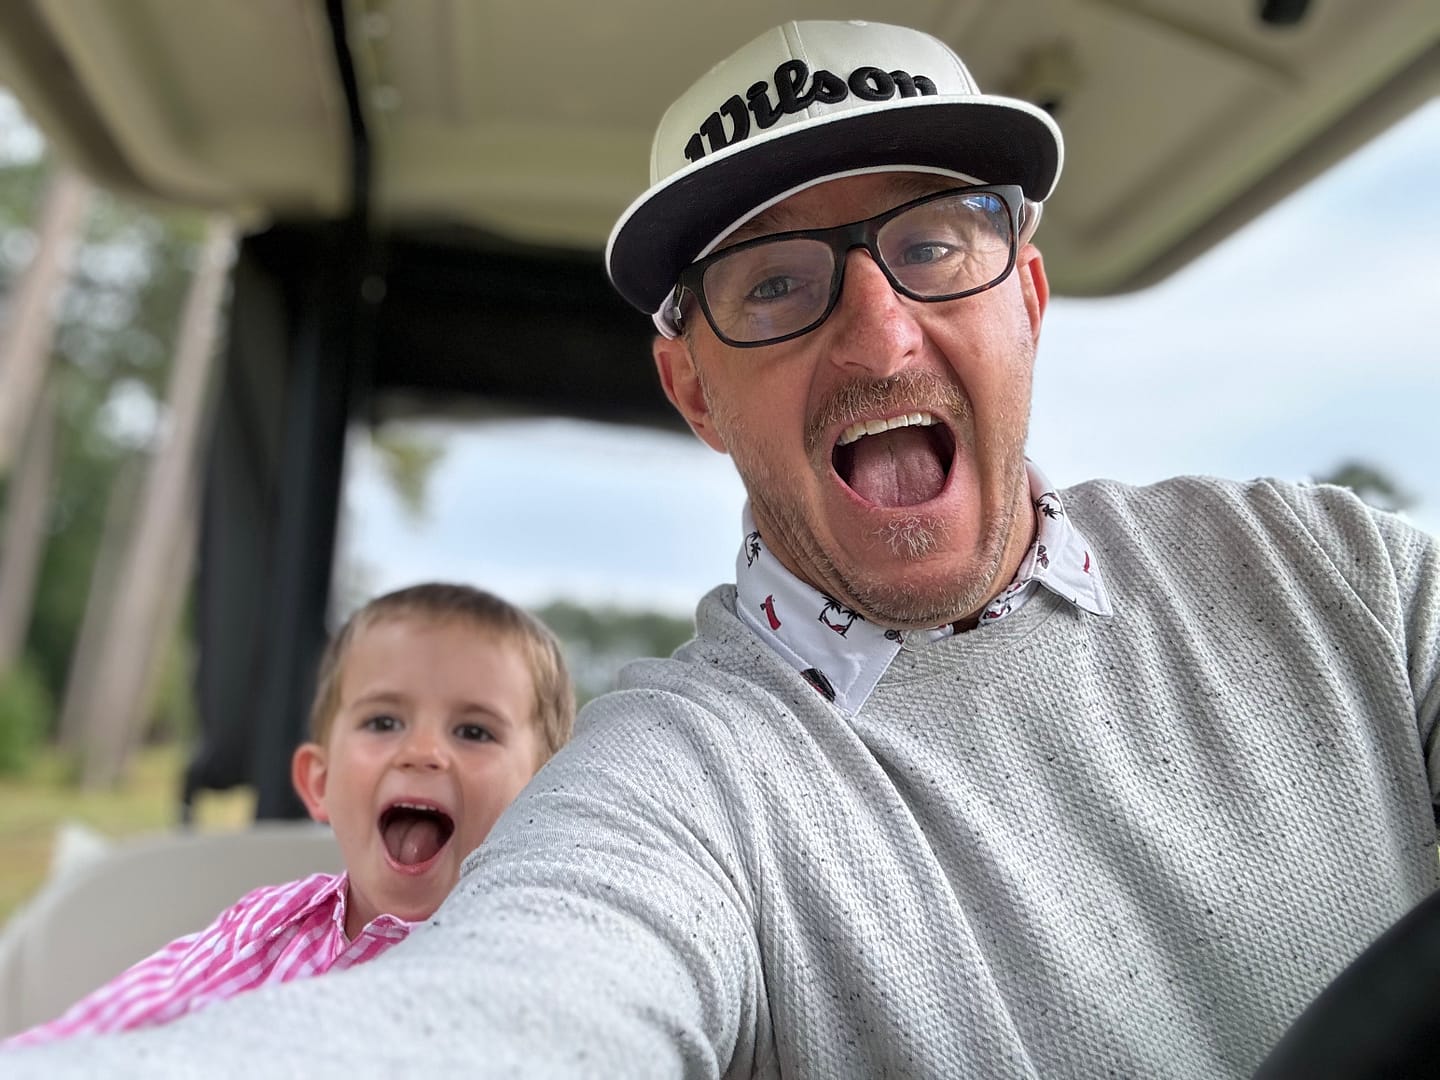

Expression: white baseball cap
xmin=605 ymin=19 xmax=1064 ymax=334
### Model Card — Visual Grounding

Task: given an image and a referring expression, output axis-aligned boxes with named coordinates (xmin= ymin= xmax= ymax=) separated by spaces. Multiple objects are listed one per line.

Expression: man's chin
xmin=823 ymin=563 xmax=985 ymax=630
xmin=866 ymin=511 xmax=949 ymax=561
xmin=828 ymin=524 xmax=1012 ymax=629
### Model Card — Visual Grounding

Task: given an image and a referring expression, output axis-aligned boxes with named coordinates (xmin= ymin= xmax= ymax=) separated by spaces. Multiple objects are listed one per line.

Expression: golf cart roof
xmin=2 ymin=0 xmax=1436 ymax=297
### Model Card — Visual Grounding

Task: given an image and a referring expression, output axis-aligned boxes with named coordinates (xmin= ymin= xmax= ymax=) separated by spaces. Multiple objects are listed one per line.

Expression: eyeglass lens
xmin=699 ymin=190 xmax=1013 ymax=345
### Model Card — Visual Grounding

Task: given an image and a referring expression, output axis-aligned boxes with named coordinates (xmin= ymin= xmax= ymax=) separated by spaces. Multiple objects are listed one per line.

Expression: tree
xmin=61 ymin=218 xmax=234 ymax=787
xmin=0 ymin=381 xmax=55 ymax=671
xmin=0 ymin=148 xmax=210 ymax=747
xmin=535 ymin=600 xmax=694 ymax=704
xmin=0 ymin=168 xmax=90 ymax=474
xmin=0 ymin=102 xmax=454 ymax=790
xmin=0 ymin=165 xmax=90 ymax=698
xmin=24 ymin=197 xmax=207 ymax=745
xmin=369 ymin=430 xmax=445 ymax=520
xmin=1314 ymin=460 xmax=1414 ymax=514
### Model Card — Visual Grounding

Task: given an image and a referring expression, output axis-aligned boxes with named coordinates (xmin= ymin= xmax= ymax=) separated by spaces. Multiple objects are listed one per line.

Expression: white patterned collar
xmin=734 ymin=462 xmax=1112 ymax=713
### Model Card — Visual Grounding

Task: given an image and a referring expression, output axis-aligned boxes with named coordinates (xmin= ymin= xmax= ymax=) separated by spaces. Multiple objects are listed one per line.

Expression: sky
xmin=347 ymin=98 xmax=1440 ymax=617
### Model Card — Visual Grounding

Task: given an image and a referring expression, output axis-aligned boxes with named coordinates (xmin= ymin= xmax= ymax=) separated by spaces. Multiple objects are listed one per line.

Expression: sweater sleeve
xmin=1 ymin=688 xmax=764 ymax=1077
xmin=1265 ymin=479 xmax=1440 ymax=801
xmin=1371 ymin=505 xmax=1440 ymax=799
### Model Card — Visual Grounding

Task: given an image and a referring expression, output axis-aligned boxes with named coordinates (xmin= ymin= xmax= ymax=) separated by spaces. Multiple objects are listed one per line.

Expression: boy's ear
xmin=291 ymin=742 xmax=330 ymax=824
xmin=653 ymin=334 xmax=727 ymax=454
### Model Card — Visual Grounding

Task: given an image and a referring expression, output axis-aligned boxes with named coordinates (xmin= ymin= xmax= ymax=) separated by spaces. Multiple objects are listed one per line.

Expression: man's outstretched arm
xmin=2 ymin=689 xmax=766 ymax=1078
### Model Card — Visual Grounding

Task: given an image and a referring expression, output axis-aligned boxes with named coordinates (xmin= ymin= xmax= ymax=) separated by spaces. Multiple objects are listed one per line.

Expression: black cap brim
xmin=606 ymin=96 xmax=1061 ymax=317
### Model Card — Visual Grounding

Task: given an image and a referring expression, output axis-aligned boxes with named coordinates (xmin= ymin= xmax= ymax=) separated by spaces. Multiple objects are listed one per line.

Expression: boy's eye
xmin=361 ymin=714 xmax=401 ymax=733
xmin=455 ymin=723 xmax=494 ymax=743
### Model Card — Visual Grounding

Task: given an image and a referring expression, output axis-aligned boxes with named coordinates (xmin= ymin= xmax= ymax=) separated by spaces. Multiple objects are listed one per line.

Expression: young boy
xmin=6 ymin=583 xmax=574 ymax=1045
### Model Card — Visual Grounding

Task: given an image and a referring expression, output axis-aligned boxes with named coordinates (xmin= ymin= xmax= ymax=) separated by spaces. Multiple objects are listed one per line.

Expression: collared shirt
xmin=4 ymin=871 xmax=410 ymax=1047
xmin=735 ymin=462 xmax=1112 ymax=713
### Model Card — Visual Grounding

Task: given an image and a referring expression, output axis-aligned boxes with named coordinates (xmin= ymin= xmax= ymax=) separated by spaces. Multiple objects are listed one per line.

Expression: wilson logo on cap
xmin=684 ymin=59 xmax=939 ymax=163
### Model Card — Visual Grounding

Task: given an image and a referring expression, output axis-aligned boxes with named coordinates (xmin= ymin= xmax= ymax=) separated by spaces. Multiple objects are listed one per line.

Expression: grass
xmin=0 ymin=743 xmax=254 ymax=924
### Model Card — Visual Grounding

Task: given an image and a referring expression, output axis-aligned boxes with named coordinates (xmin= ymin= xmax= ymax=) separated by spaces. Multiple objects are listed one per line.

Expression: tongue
xmin=384 ymin=815 xmax=444 ymax=866
xmin=846 ymin=426 xmax=946 ymax=507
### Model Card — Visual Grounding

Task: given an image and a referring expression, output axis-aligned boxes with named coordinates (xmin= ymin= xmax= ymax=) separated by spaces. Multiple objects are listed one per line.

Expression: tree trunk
xmin=68 ymin=218 xmax=235 ymax=788
xmin=0 ymin=169 xmax=90 ymax=477
xmin=0 ymin=380 xmax=57 ymax=673
xmin=54 ymin=457 xmax=140 ymax=753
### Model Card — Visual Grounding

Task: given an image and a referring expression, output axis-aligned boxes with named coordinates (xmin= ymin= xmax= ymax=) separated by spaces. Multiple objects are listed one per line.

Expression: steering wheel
xmin=1252 ymin=887 xmax=1440 ymax=1078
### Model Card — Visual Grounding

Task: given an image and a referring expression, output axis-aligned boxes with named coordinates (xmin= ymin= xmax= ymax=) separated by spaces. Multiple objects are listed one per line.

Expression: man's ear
xmin=653 ymin=335 xmax=727 ymax=453
xmin=291 ymin=742 xmax=330 ymax=824
xmin=1015 ymin=244 xmax=1050 ymax=344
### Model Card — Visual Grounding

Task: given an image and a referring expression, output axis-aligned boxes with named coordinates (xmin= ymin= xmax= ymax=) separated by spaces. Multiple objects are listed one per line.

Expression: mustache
xmin=804 ymin=372 xmax=971 ymax=456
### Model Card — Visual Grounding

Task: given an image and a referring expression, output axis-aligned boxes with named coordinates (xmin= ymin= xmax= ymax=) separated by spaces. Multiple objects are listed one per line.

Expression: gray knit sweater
xmin=9 ymin=476 xmax=1439 ymax=1078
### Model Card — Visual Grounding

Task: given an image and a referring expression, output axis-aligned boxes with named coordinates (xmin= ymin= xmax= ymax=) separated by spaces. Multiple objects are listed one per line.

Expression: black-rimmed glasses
xmin=670 ymin=184 xmax=1023 ymax=348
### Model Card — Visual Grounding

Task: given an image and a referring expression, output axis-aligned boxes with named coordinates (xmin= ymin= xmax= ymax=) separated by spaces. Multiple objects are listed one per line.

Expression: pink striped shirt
xmin=4 ymin=871 xmax=410 ymax=1047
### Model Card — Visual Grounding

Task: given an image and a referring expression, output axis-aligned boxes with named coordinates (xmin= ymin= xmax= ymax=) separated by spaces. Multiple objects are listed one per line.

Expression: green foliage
xmin=144 ymin=606 xmax=198 ymax=744
xmin=370 ymin=429 xmax=445 ymax=520
xmin=26 ymin=436 xmax=142 ymax=705
xmin=535 ymin=600 xmax=694 ymax=705
xmin=0 ymin=658 xmax=52 ymax=774
xmin=0 ymin=156 xmax=46 ymax=249
xmin=0 ymin=151 xmax=206 ymax=733
xmin=0 ymin=102 xmax=435 ymax=784
xmin=1314 ymin=460 xmax=1414 ymax=513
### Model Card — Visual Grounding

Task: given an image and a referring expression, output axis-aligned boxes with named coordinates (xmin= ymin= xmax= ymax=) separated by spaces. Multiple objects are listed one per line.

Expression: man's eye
xmin=455 ymin=723 xmax=494 ymax=742
xmin=362 ymin=714 xmax=400 ymax=732
xmin=746 ymin=275 xmax=797 ymax=302
xmin=900 ymin=241 xmax=955 ymax=265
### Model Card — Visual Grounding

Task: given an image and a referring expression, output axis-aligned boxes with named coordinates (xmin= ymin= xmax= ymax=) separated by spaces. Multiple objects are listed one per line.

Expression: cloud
xmin=1030 ymin=101 xmax=1440 ymax=537
xmin=343 ymin=419 xmax=747 ymax=614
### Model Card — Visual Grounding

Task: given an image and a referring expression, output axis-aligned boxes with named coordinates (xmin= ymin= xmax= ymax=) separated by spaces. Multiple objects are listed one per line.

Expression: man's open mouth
xmin=831 ymin=411 xmax=956 ymax=508
xmin=378 ymin=801 xmax=456 ymax=870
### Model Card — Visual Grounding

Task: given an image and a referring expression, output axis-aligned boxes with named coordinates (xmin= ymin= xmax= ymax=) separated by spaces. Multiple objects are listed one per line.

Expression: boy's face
xmin=292 ymin=615 xmax=546 ymax=937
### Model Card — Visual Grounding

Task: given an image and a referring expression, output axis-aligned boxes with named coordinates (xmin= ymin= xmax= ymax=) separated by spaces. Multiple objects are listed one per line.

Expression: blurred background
xmin=0 ymin=1 xmax=1436 ymax=927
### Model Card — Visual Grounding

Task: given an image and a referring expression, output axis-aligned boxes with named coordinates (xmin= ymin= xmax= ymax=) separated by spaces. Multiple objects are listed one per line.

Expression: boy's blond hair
xmin=308 ymin=583 xmax=575 ymax=759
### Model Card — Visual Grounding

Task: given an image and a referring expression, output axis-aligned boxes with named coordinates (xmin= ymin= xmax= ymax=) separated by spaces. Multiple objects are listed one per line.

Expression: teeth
xmin=837 ymin=411 xmax=935 ymax=447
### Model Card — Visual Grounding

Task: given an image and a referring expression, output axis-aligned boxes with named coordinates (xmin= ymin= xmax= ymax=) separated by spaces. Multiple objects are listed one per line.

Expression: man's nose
xmin=823 ymin=249 xmax=925 ymax=377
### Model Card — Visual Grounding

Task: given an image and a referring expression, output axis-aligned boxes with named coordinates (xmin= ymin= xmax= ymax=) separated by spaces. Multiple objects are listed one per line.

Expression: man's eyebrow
xmin=723 ymin=204 xmax=805 ymax=247
xmin=722 ymin=175 xmax=968 ymax=247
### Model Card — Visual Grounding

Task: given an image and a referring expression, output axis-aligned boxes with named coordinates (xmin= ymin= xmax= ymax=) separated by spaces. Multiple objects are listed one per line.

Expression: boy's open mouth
xmin=831 ymin=412 xmax=955 ymax=508
xmin=379 ymin=801 xmax=456 ymax=869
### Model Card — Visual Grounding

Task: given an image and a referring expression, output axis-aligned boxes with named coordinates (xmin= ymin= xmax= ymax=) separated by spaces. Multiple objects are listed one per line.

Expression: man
xmin=8 ymin=19 xmax=1439 ymax=1079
